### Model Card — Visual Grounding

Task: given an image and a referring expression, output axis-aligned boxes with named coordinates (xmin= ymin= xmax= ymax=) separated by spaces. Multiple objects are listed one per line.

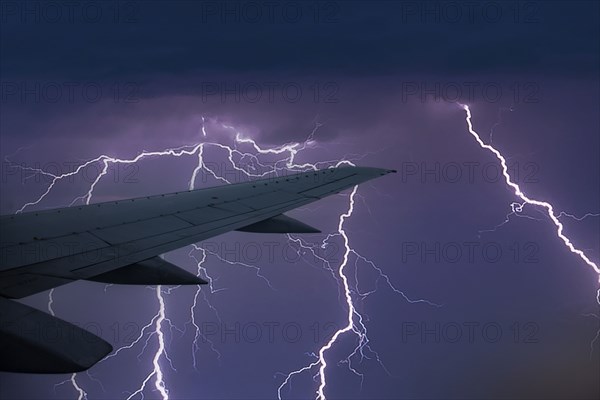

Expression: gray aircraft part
xmin=0 ymin=166 xmax=394 ymax=373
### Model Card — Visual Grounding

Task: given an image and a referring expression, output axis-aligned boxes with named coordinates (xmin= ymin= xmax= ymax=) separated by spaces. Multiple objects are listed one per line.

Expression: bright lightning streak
xmin=14 ymin=116 xmax=434 ymax=400
xmin=13 ymin=121 xmax=314 ymax=398
xmin=19 ymin=145 xmax=208 ymax=399
xmin=126 ymin=286 xmax=169 ymax=400
xmin=188 ymin=245 xmax=223 ymax=369
xmin=460 ymin=103 xmax=600 ymax=357
xmin=54 ymin=374 xmax=87 ymax=400
xmin=70 ymin=375 xmax=87 ymax=400
xmin=459 ymin=104 xmax=600 ymax=288
xmin=278 ymin=189 xmax=440 ymax=400
xmin=315 ymin=185 xmax=359 ymax=400
xmin=10 ymin=99 xmax=596 ymax=400
xmin=216 ymin=128 xmax=440 ymax=400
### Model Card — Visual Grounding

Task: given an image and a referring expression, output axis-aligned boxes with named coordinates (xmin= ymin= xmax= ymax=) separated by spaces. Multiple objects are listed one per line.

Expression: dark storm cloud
xmin=1 ymin=0 xmax=598 ymax=144
xmin=1 ymin=1 xmax=598 ymax=82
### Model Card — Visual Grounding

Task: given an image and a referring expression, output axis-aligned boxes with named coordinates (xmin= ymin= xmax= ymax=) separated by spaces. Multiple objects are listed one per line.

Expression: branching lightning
xmin=13 ymin=103 xmax=596 ymax=400
xmin=459 ymin=103 xmax=600 ymax=355
xmin=12 ymin=117 xmax=432 ymax=400
xmin=125 ymin=286 xmax=169 ymax=400
xmin=459 ymin=104 xmax=600 ymax=284
xmin=277 ymin=186 xmax=440 ymax=400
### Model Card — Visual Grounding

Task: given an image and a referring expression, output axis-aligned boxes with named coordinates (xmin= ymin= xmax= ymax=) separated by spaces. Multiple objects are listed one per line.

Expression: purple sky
xmin=1 ymin=1 xmax=599 ymax=399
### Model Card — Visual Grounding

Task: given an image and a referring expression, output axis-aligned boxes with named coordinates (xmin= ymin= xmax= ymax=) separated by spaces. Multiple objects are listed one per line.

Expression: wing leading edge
xmin=0 ymin=166 xmax=395 ymax=373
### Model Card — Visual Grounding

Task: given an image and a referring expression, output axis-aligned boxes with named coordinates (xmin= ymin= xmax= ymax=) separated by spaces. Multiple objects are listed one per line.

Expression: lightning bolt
xmin=277 ymin=185 xmax=440 ymax=400
xmin=459 ymin=103 xmax=600 ymax=354
xmin=214 ymin=127 xmax=441 ymax=400
xmin=459 ymin=104 xmax=599 ymax=283
xmin=125 ymin=286 xmax=169 ymax=400
xmin=10 ymin=121 xmax=323 ymax=397
xmin=13 ymin=145 xmax=208 ymax=400
xmin=15 ymin=117 xmax=420 ymax=400
xmin=12 ymin=103 xmax=597 ymax=399
xmin=314 ymin=185 xmax=361 ymax=399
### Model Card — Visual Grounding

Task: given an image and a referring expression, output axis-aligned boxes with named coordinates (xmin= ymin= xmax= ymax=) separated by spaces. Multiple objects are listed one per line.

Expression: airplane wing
xmin=0 ymin=166 xmax=394 ymax=372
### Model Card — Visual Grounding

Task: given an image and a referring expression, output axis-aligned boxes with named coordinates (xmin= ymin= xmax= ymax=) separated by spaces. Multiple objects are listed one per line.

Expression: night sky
xmin=1 ymin=1 xmax=599 ymax=399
